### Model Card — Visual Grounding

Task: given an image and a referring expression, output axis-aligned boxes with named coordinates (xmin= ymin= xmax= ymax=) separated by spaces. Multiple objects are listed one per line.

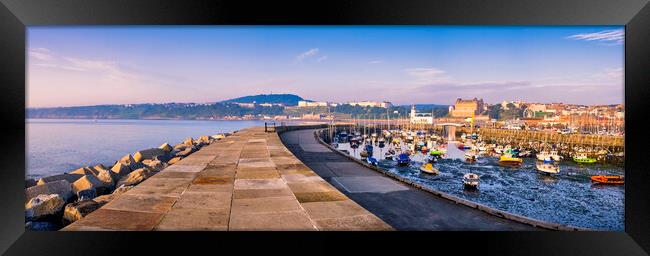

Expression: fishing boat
xmin=591 ymin=175 xmax=624 ymax=185
xmin=397 ymin=153 xmax=411 ymax=166
xmin=537 ymin=150 xmax=562 ymax=162
xmin=499 ymin=149 xmax=523 ymax=166
xmin=419 ymin=163 xmax=439 ymax=175
xmin=549 ymin=150 xmax=562 ymax=161
xmin=463 ymin=173 xmax=480 ymax=189
xmin=536 ymin=161 xmax=560 ymax=174
xmin=573 ymin=153 xmax=597 ymax=164
xmin=429 ymin=148 xmax=445 ymax=157
xmin=536 ymin=151 xmax=552 ymax=161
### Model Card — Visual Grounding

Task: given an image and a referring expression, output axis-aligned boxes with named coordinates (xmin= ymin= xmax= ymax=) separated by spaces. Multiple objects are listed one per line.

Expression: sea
xmin=26 ymin=119 xmax=270 ymax=180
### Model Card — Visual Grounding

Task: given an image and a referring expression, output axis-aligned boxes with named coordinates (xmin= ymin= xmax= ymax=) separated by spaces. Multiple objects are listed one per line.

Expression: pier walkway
xmin=280 ymin=129 xmax=539 ymax=230
xmin=63 ymin=127 xmax=391 ymax=231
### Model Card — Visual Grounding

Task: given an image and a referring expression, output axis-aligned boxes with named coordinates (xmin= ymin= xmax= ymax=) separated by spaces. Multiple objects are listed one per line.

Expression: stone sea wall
xmin=24 ymin=133 xmax=231 ymax=231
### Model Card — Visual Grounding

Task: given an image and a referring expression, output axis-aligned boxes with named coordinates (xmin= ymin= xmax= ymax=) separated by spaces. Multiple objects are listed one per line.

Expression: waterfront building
xmin=449 ymin=98 xmax=485 ymax=118
xmin=232 ymin=102 xmax=256 ymax=108
xmin=348 ymin=101 xmax=393 ymax=108
xmin=259 ymin=103 xmax=284 ymax=107
xmin=410 ymin=105 xmax=434 ymax=124
xmin=298 ymin=101 xmax=335 ymax=107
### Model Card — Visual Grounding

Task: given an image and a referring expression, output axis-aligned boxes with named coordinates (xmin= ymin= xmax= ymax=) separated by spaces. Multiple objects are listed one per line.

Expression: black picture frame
xmin=1 ymin=0 xmax=648 ymax=255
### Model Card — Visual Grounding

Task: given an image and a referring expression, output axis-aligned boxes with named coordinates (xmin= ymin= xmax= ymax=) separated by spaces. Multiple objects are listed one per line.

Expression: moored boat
xmin=419 ymin=163 xmax=439 ymax=175
xmin=573 ymin=153 xmax=597 ymax=164
xmin=536 ymin=161 xmax=560 ymax=174
xmin=397 ymin=153 xmax=411 ymax=166
xmin=499 ymin=149 xmax=523 ymax=166
xmin=463 ymin=173 xmax=480 ymax=189
xmin=367 ymin=157 xmax=378 ymax=166
xmin=590 ymin=175 xmax=624 ymax=184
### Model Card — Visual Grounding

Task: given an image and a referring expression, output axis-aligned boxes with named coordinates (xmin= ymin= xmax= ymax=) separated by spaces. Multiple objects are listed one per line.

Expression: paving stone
xmin=287 ymin=181 xmax=337 ymax=193
xmin=62 ymin=209 xmax=163 ymax=231
xmin=234 ymin=178 xmax=287 ymax=190
xmin=102 ymin=194 xmax=177 ymax=214
xmin=282 ymin=174 xmax=325 ymax=183
xmin=126 ymin=178 xmax=190 ymax=198
xmin=294 ymin=191 xmax=348 ymax=203
xmin=301 ymin=200 xmax=370 ymax=220
xmin=236 ymin=170 xmax=280 ymax=179
xmin=186 ymin=183 xmax=234 ymax=193
xmin=172 ymin=191 xmax=232 ymax=210
xmin=162 ymin=164 xmax=206 ymax=173
xmin=174 ymin=155 xmax=217 ymax=165
xmin=155 ymin=208 xmax=229 ymax=231
xmin=229 ymin=211 xmax=317 ymax=231
xmin=192 ymin=176 xmax=234 ymax=185
xmin=153 ymin=171 xmax=199 ymax=179
xmin=233 ymin=188 xmax=294 ymax=199
xmin=231 ymin=196 xmax=302 ymax=215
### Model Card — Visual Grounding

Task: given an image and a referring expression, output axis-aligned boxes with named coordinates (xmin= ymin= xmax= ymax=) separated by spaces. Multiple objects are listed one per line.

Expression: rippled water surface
xmin=27 ymin=119 xmax=267 ymax=179
xmin=337 ymin=141 xmax=624 ymax=230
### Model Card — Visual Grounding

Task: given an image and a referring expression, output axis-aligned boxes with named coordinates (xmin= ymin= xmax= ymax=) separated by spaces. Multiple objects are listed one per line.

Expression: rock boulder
xmin=36 ymin=173 xmax=83 ymax=186
xmin=116 ymin=168 xmax=154 ymax=187
xmin=25 ymin=194 xmax=65 ymax=220
xmin=69 ymin=166 xmax=99 ymax=176
xmin=110 ymin=162 xmax=131 ymax=178
xmin=26 ymin=180 xmax=74 ymax=203
xmin=133 ymin=148 xmax=166 ymax=162
xmin=72 ymin=174 xmax=111 ymax=196
xmin=63 ymin=200 xmax=102 ymax=224
xmin=168 ymin=156 xmax=183 ymax=165
xmin=159 ymin=143 xmax=173 ymax=152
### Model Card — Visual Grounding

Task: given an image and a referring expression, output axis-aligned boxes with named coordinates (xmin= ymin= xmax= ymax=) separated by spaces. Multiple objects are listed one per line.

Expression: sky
xmin=27 ymin=26 xmax=624 ymax=108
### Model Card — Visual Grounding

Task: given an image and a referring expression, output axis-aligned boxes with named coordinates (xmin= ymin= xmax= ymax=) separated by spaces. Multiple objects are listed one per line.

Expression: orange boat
xmin=591 ymin=175 xmax=624 ymax=185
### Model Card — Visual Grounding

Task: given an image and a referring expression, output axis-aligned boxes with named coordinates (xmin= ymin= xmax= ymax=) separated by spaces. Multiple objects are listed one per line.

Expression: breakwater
xmin=24 ymin=133 xmax=229 ymax=231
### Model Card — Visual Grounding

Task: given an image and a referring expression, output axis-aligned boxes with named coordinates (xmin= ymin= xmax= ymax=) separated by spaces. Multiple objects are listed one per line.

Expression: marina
xmin=324 ymin=124 xmax=624 ymax=230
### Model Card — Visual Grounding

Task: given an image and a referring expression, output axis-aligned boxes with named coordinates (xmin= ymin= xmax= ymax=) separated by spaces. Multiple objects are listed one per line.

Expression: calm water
xmin=337 ymin=141 xmax=625 ymax=231
xmin=27 ymin=119 xmax=267 ymax=179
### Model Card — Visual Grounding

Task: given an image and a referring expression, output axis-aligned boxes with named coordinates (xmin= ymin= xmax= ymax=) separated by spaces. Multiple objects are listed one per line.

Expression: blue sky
xmin=27 ymin=26 xmax=624 ymax=107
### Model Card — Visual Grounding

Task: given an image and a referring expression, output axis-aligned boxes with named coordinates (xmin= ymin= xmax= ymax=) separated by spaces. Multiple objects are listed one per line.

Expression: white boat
xmin=549 ymin=150 xmax=563 ymax=161
xmin=536 ymin=151 xmax=552 ymax=161
xmin=463 ymin=173 xmax=480 ymax=189
xmin=464 ymin=151 xmax=478 ymax=162
xmin=536 ymin=161 xmax=560 ymax=174
xmin=537 ymin=150 xmax=563 ymax=162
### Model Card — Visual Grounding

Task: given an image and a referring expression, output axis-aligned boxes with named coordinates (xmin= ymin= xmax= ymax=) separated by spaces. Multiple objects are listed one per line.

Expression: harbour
xmin=321 ymin=122 xmax=624 ymax=230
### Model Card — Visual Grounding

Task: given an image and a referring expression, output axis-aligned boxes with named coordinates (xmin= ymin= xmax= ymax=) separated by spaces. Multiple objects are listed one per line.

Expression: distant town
xmin=27 ymin=94 xmax=624 ymax=136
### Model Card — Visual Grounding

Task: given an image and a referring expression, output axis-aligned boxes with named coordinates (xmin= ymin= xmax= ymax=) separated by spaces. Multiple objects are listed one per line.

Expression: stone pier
xmin=62 ymin=127 xmax=391 ymax=231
